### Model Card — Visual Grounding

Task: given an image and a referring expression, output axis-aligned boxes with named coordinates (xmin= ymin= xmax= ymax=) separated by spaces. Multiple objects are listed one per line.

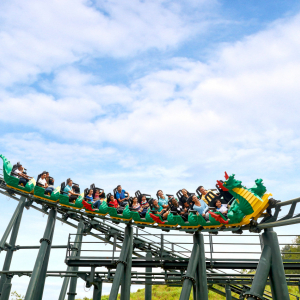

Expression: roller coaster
xmin=0 ymin=154 xmax=300 ymax=300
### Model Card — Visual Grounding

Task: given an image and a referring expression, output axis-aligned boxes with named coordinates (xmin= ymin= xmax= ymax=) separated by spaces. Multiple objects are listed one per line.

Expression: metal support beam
xmin=0 ymin=275 xmax=12 ymax=300
xmin=58 ymin=220 xmax=85 ymax=300
xmin=225 ymin=285 xmax=232 ymax=300
xmin=245 ymin=245 xmax=271 ymax=300
xmin=0 ymin=196 xmax=26 ymax=251
xmin=67 ymin=221 xmax=85 ymax=300
xmin=108 ymin=225 xmax=132 ymax=300
xmin=145 ymin=251 xmax=152 ymax=300
xmin=121 ymin=225 xmax=133 ymax=300
xmin=93 ymin=281 xmax=102 ymax=300
xmin=33 ymin=222 xmax=56 ymax=300
xmin=0 ymin=197 xmax=25 ymax=296
xmin=179 ymin=241 xmax=200 ymax=300
xmin=194 ymin=232 xmax=208 ymax=300
xmin=262 ymin=228 xmax=289 ymax=300
xmin=24 ymin=208 xmax=57 ymax=300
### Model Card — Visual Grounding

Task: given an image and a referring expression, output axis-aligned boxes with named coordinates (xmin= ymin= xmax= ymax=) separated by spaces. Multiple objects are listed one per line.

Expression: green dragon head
xmin=223 ymin=174 xmax=242 ymax=191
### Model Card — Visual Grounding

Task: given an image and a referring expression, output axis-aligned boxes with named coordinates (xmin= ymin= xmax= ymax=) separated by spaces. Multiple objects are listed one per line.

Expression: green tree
xmin=10 ymin=291 xmax=24 ymax=300
xmin=281 ymin=235 xmax=300 ymax=274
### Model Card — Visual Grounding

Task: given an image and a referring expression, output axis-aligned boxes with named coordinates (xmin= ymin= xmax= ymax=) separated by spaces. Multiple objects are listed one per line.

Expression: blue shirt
xmin=153 ymin=204 xmax=163 ymax=212
xmin=64 ymin=185 xmax=72 ymax=195
xmin=115 ymin=189 xmax=126 ymax=200
xmin=158 ymin=196 xmax=169 ymax=207
xmin=86 ymin=195 xmax=93 ymax=202
xmin=193 ymin=200 xmax=208 ymax=215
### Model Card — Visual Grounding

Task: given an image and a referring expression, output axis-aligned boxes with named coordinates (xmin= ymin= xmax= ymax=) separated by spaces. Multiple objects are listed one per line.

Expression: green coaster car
xmin=0 ymin=154 xmax=35 ymax=194
xmin=59 ymin=193 xmax=83 ymax=210
xmin=107 ymin=205 xmax=132 ymax=221
xmin=125 ymin=209 xmax=155 ymax=225
xmin=34 ymin=185 xmax=61 ymax=203
xmin=82 ymin=199 xmax=109 ymax=216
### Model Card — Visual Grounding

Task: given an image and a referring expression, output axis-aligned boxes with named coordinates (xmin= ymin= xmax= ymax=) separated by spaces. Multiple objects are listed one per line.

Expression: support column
xmin=33 ymin=222 xmax=56 ymax=300
xmin=262 ymin=228 xmax=289 ymax=300
xmin=66 ymin=221 xmax=85 ymax=300
xmin=245 ymin=245 xmax=271 ymax=300
xmin=58 ymin=220 xmax=85 ymax=300
xmin=0 ymin=196 xmax=26 ymax=251
xmin=24 ymin=208 xmax=57 ymax=300
xmin=194 ymin=232 xmax=208 ymax=300
xmin=108 ymin=225 xmax=132 ymax=300
xmin=93 ymin=281 xmax=102 ymax=300
xmin=225 ymin=285 xmax=232 ymax=300
xmin=120 ymin=225 xmax=133 ymax=300
xmin=0 ymin=197 xmax=25 ymax=296
xmin=145 ymin=251 xmax=152 ymax=300
xmin=179 ymin=240 xmax=200 ymax=300
xmin=0 ymin=275 xmax=12 ymax=300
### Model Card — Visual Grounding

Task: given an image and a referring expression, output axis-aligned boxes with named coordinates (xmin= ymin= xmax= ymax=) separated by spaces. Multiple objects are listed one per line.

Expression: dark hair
xmin=49 ymin=178 xmax=54 ymax=185
xmin=88 ymin=189 xmax=93 ymax=194
xmin=198 ymin=186 xmax=203 ymax=190
xmin=157 ymin=190 xmax=162 ymax=194
xmin=132 ymin=197 xmax=138 ymax=201
xmin=110 ymin=194 xmax=114 ymax=199
xmin=117 ymin=185 xmax=121 ymax=189
xmin=214 ymin=199 xmax=222 ymax=207
xmin=67 ymin=178 xmax=72 ymax=184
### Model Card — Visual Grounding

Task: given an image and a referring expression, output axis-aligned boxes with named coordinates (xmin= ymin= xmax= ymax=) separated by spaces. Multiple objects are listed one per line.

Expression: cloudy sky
xmin=1 ymin=0 xmax=300 ymax=298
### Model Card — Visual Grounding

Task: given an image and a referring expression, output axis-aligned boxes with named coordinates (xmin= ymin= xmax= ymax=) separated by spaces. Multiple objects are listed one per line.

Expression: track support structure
xmin=145 ymin=251 xmax=152 ymax=300
xmin=58 ymin=220 xmax=85 ymax=300
xmin=261 ymin=228 xmax=289 ymax=300
xmin=179 ymin=231 xmax=208 ymax=300
xmin=0 ymin=196 xmax=26 ymax=297
xmin=225 ymin=284 xmax=232 ymax=300
xmin=24 ymin=207 xmax=57 ymax=300
xmin=245 ymin=245 xmax=271 ymax=300
xmin=92 ymin=281 xmax=102 ymax=300
xmin=109 ymin=224 xmax=133 ymax=300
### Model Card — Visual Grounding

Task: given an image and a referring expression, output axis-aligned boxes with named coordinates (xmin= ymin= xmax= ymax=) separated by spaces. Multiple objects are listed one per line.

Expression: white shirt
xmin=13 ymin=169 xmax=21 ymax=177
xmin=217 ymin=204 xmax=228 ymax=214
xmin=38 ymin=178 xmax=47 ymax=187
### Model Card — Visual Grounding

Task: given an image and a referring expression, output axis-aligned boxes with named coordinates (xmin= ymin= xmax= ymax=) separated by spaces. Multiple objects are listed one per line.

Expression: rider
xmin=115 ymin=185 xmax=130 ymax=207
xmin=191 ymin=195 xmax=209 ymax=218
xmin=13 ymin=164 xmax=32 ymax=186
xmin=64 ymin=178 xmax=80 ymax=203
xmin=38 ymin=172 xmax=55 ymax=194
xmin=85 ymin=189 xmax=101 ymax=209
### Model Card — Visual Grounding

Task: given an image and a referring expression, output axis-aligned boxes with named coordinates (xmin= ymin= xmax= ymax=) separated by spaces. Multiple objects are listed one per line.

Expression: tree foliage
xmin=281 ymin=235 xmax=300 ymax=274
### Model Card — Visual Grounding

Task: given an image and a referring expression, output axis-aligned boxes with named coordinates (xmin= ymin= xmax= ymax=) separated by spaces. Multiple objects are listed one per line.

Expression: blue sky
xmin=1 ymin=0 xmax=300 ymax=298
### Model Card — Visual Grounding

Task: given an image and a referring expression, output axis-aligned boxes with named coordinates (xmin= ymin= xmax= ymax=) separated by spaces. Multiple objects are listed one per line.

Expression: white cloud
xmin=1 ymin=7 xmax=300 ymax=198
xmin=0 ymin=0 xmax=216 ymax=86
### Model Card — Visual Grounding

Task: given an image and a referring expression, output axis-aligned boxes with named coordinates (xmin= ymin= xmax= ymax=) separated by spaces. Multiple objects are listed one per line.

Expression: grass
xmin=75 ymin=283 xmax=300 ymax=300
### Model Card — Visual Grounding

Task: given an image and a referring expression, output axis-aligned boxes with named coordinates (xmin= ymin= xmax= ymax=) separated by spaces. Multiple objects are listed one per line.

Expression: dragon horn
xmin=224 ymin=171 xmax=229 ymax=180
xmin=217 ymin=180 xmax=229 ymax=191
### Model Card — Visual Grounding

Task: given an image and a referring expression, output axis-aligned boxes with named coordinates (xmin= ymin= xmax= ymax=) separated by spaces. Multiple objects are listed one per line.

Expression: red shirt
xmin=109 ymin=199 xmax=119 ymax=208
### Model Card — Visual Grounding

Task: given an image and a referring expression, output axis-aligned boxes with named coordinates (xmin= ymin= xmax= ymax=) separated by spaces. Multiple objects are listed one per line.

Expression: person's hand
xmin=202 ymin=213 xmax=205 ymax=217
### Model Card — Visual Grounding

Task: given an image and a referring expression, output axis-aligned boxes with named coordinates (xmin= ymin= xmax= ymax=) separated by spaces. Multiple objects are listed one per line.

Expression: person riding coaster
xmin=189 ymin=195 xmax=209 ymax=220
xmin=130 ymin=196 xmax=148 ymax=218
xmin=12 ymin=163 xmax=32 ymax=187
xmin=63 ymin=178 xmax=80 ymax=203
xmin=150 ymin=199 xmax=169 ymax=220
xmin=169 ymin=197 xmax=188 ymax=221
xmin=85 ymin=188 xmax=102 ymax=209
xmin=37 ymin=171 xmax=55 ymax=195
xmin=108 ymin=194 xmax=124 ymax=214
